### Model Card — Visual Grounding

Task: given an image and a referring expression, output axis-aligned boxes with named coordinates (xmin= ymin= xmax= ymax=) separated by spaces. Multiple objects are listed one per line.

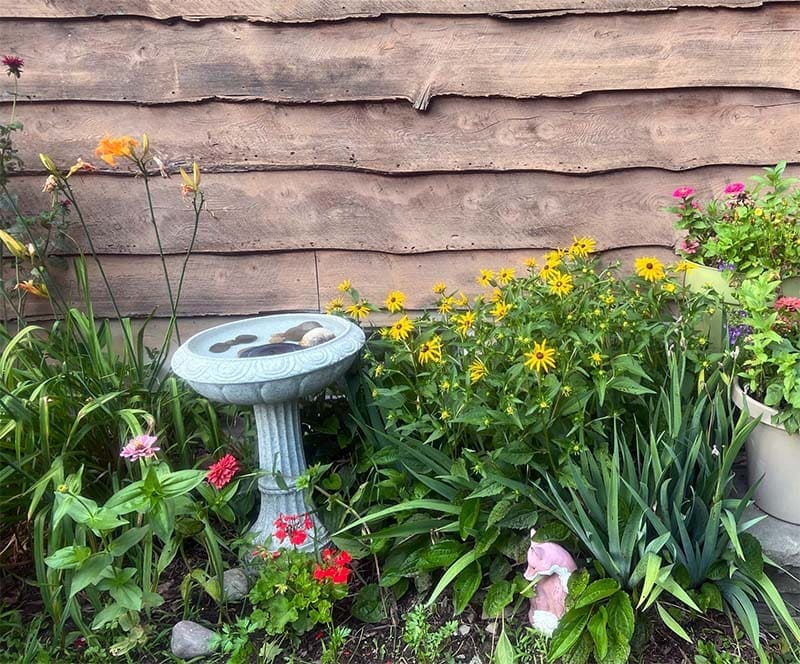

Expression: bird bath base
xmin=248 ymin=400 xmax=327 ymax=552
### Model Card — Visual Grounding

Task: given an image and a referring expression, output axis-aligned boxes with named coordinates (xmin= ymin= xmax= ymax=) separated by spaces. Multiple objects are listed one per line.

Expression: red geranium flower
xmin=206 ymin=453 xmax=239 ymax=489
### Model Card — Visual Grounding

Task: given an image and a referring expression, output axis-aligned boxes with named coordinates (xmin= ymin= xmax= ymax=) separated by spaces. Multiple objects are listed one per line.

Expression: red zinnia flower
xmin=2 ymin=55 xmax=23 ymax=78
xmin=724 ymin=182 xmax=745 ymax=195
xmin=206 ymin=453 xmax=239 ymax=489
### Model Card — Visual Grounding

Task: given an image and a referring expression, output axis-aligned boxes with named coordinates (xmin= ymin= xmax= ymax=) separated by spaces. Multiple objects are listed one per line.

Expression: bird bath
xmin=171 ymin=313 xmax=365 ymax=551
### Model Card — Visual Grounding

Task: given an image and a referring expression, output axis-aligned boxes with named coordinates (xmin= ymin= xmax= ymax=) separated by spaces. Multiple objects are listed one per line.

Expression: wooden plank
xmin=11 ymin=89 xmax=800 ymax=175
xmin=13 ymin=252 xmax=319 ymax=319
xmin=5 ymin=7 xmax=800 ymax=107
xmin=8 ymin=166 xmax=784 ymax=255
xmin=0 ymin=0 xmax=775 ymax=22
xmin=316 ymin=246 xmax=677 ymax=311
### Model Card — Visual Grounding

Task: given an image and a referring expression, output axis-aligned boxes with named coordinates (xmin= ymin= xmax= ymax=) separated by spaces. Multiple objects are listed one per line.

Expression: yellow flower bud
xmin=39 ymin=153 xmax=58 ymax=175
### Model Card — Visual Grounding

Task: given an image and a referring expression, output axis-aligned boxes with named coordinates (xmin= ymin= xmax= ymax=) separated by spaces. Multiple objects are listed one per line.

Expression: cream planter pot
xmin=731 ymin=381 xmax=800 ymax=525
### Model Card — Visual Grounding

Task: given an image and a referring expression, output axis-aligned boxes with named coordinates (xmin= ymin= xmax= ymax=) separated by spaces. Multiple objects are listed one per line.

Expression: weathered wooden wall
xmin=3 ymin=2 xmax=799 ymax=324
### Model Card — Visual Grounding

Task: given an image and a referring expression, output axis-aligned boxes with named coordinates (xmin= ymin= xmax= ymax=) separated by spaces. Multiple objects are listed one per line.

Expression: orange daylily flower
xmin=95 ymin=134 xmax=139 ymax=167
xmin=15 ymin=280 xmax=49 ymax=298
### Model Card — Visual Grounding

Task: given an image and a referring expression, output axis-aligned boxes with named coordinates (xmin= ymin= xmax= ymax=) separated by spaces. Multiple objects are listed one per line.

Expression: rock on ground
xmin=223 ymin=567 xmax=250 ymax=602
xmin=171 ymin=620 xmax=217 ymax=659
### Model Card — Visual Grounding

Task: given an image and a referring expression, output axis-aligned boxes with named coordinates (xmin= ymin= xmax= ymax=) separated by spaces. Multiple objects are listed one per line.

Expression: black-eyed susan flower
xmin=634 ymin=257 xmax=666 ymax=282
xmin=524 ymin=339 xmax=557 ymax=373
xmin=418 ymin=336 xmax=442 ymax=365
xmin=388 ymin=315 xmax=414 ymax=341
xmin=548 ymin=272 xmax=574 ymax=297
xmin=662 ymin=282 xmax=677 ymax=294
xmin=453 ymin=311 xmax=476 ymax=336
xmin=337 ymin=279 xmax=352 ymax=292
xmin=345 ymin=301 xmax=370 ymax=320
xmin=544 ymin=249 xmax=565 ymax=267
xmin=438 ymin=296 xmax=455 ymax=314
xmin=476 ymin=269 xmax=494 ymax=287
xmin=432 ymin=282 xmax=447 ymax=294
xmin=385 ymin=290 xmax=406 ymax=313
xmin=673 ymin=260 xmax=697 ymax=274
xmin=469 ymin=358 xmax=486 ymax=384
xmin=491 ymin=301 xmax=512 ymax=321
xmin=455 ymin=292 xmax=469 ymax=307
xmin=568 ymin=236 xmax=596 ymax=258
xmin=524 ymin=257 xmax=538 ymax=269
xmin=497 ymin=267 xmax=515 ymax=286
xmin=324 ymin=297 xmax=344 ymax=313
xmin=539 ymin=263 xmax=556 ymax=281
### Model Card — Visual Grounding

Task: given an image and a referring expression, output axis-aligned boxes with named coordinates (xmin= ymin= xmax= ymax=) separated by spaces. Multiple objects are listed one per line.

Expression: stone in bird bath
xmin=171 ymin=313 xmax=364 ymax=552
xmin=299 ymin=327 xmax=336 ymax=347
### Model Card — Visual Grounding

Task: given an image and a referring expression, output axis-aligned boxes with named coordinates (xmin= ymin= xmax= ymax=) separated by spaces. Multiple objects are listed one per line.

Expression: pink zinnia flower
xmin=206 ymin=453 xmax=239 ymax=489
xmin=2 ymin=55 xmax=23 ymax=78
xmin=775 ymin=296 xmax=800 ymax=313
xmin=672 ymin=186 xmax=695 ymax=199
xmin=677 ymin=237 xmax=700 ymax=255
xmin=120 ymin=434 xmax=160 ymax=462
xmin=724 ymin=182 xmax=745 ymax=195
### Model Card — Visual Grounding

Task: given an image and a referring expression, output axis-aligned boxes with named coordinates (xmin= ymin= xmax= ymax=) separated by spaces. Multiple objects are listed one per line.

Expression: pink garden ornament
xmin=523 ymin=529 xmax=578 ymax=636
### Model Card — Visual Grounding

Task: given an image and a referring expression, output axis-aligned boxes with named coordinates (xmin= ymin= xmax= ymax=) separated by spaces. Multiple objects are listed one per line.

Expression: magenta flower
xmin=207 ymin=453 xmax=240 ymax=489
xmin=776 ymin=296 xmax=800 ymax=313
xmin=672 ymin=186 xmax=695 ymax=199
xmin=724 ymin=182 xmax=745 ymax=195
xmin=2 ymin=55 xmax=23 ymax=78
xmin=677 ymin=237 xmax=700 ymax=255
xmin=120 ymin=434 xmax=160 ymax=461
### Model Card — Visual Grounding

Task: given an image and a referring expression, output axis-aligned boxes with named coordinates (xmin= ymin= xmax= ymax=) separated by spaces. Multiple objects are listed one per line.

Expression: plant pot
xmin=681 ymin=260 xmax=736 ymax=349
xmin=781 ymin=276 xmax=800 ymax=298
xmin=731 ymin=380 xmax=800 ymax=524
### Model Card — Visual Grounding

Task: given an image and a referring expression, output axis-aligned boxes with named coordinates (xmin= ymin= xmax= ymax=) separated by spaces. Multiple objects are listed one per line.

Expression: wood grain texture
xmin=12 ymin=89 xmax=800 ymax=175
xmin=317 ymin=246 xmax=677 ymax=312
xmin=15 ymin=252 xmax=319 ymax=319
xmin=6 ymin=7 xmax=800 ymax=107
xmin=10 ymin=166 xmax=783 ymax=255
xmin=0 ymin=0 xmax=775 ymax=22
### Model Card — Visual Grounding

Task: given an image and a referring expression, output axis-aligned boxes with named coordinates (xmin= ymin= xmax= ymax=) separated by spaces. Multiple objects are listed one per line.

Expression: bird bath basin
xmin=171 ymin=313 xmax=365 ymax=551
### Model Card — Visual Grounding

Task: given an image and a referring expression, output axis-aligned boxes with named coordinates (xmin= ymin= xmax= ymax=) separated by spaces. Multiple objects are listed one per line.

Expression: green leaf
xmin=483 ymin=580 xmax=514 ymax=618
xmin=109 ymin=581 xmax=143 ymax=611
xmin=494 ymin=628 xmax=516 ymax=664
xmin=697 ymin=583 xmax=723 ymax=613
xmin=488 ymin=500 xmax=513 ymax=528
xmin=588 ymin=606 xmax=609 ymax=660
xmin=351 ymin=584 xmax=385 ymax=623
xmin=574 ymin=578 xmax=620 ymax=609
xmin=606 ymin=376 xmax=654 ymax=396
xmin=636 ymin=553 xmax=662 ymax=609
xmin=45 ymin=545 xmax=91 ymax=570
xmin=159 ymin=469 xmax=206 ymax=498
xmin=418 ymin=541 xmax=465 ymax=571
xmin=452 ymin=561 xmax=482 ymax=614
xmin=549 ymin=606 xmax=592 ymax=661
xmin=107 ymin=526 xmax=150 ymax=558
xmin=738 ymin=533 xmax=764 ymax=578
xmin=475 ymin=527 xmax=501 ymax=556
xmin=86 ymin=507 xmax=128 ymax=535
xmin=426 ymin=551 xmax=477 ymax=608
xmin=69 ymin=552 xmax=113 ymax=599
xmin=656 ymin=602 xmax=692 ymax=643
xmin=459 ymin=498 xmax=480 ymax=539
xmin=606 ymin=591 xmax=635 ymax=641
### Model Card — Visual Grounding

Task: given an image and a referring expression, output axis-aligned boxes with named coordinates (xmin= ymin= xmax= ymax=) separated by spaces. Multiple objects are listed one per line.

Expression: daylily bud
xmin=39 ymin=153 xmax=58 ymax=175
xmin=141 ymin=133 xmax=149 ymax=157
xmin=0 ymin=229 xmax=28 ymax=259
xmin=192 ymin=162 xmax=200 ymax=188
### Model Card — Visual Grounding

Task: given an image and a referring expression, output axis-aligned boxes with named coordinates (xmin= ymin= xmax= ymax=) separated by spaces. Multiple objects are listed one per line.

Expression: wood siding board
xmin=14 ymin=252 xmax=319 ymax=318
xmin=0 ymin=0 xmax=774 ymax=22
xmin=6 ymin=8 xmax=800 ymax=106
xmin=10 ymin=166 xmax=784 ymax=255
xmin=316 ymin=246 xmax=676 ymax=311
xmin=10 ymin=90 xmax=800 ymax=175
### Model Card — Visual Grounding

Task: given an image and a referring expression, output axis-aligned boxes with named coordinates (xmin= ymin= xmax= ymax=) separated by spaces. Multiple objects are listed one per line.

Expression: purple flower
xmin=727 ymin=324 xmax=752 ymax=346
xmin=716 ymin=261 xmax=736 ymax=272
xmin=2 ymin=55 xmax=23 ymax=78
xmin=120 ymin=434 xmax=160 ymax=461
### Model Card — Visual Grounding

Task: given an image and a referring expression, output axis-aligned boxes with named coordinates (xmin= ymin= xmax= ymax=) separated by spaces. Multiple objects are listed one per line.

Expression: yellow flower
xmin=469 ymin=359 xmax=487 ymax=384
xmin=15 ymin=280 xmax=49 ymax=298
xmin=524 ymin=257 xmax=538 ymax=269
xmin=440 ymin=379 xmax=451 ymax=391
xmin=56 ymin=484 xmax=68 ymax=493
xmin=477 ymin=269 xmax=494 ymax=287
xmin=453 ymin=311 xmax=476 ymax=336
xmin=324 ymin=297 xmax=344 ymax=313
xmin=337 ymin=279 xmax=352 ymax=292
xmin=673 ymin=260 xmax=697 ymax=273
xmin=561 ymin=385 xmax=573 ymax=396
xmin=385 ymin=290 xmax=406 ymax=313
xmin=179 ymin=162 xmax=201 ymax=194
xmin=505 ymin=405 xmax=515 ymax=415
xmin=432 ymin=282 xmax=447 ymax=295
xmin=539 ymin=263 xmax=557 ymax=281
xmin=589 ymin=351 xmax=603 ymax=366
xmin=754 ymin=208 xmax=763 ymax=217
xmin=388 ymin=315 xmax=414 ymax=341
xmin=544 ymin=249 xmax=565 ymax=267
xmin=0 ymin=229 xmax=27 ymax=259
xmin=662 ymin=282 xmax=677 ymax=294
xmin=418 ymin=336 xmax=443 ymax=365
xmin=524 ymin=340 xmax=557 ymax=373
xmin=94 ymin=133 xmax=139 ymax=167
xmin=497 ymin=267 xmax=516 ymax=286
xmin=634 ymin=257 xmax=666 ymax=282
xmin=373 ymin=363 xmax=384 ymax=377
xmin=548 ymin=272 xmax=574 ymax=297
xmin=345 ymin=301 xmax=370 ymax=320
xmin=603 ymin=293 xmax=615 ymax=305
xmin=438 ymin=296 xmax=455 ymax=314
xmin=489 ymin=288 xmax=503 ymax=303
xmin=440 ymin=410 xmax=450 ymax=421
xmin=455 ymin=292 xmax=469 ymax=307
xmin=568 ymin=236 xmax=597 ymax=258
xmin=491 ymin=301 xmax=512 ymax=321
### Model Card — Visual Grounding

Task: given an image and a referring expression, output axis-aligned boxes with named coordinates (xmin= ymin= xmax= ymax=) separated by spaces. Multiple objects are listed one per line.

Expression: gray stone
xmin=223 ymin=567 xmax=250 ymax=602
xmin=745 ymin=504 xmax=800 ymax=570
xmin=171 ymin=620 xmax=217 ymax=659
xmin=458 ymin=623 xmax=471 ymax=636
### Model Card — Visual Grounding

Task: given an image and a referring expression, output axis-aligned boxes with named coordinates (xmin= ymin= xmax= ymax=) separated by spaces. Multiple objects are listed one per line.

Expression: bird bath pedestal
xmin=171 ymin=313 xmax=365 ymax=551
